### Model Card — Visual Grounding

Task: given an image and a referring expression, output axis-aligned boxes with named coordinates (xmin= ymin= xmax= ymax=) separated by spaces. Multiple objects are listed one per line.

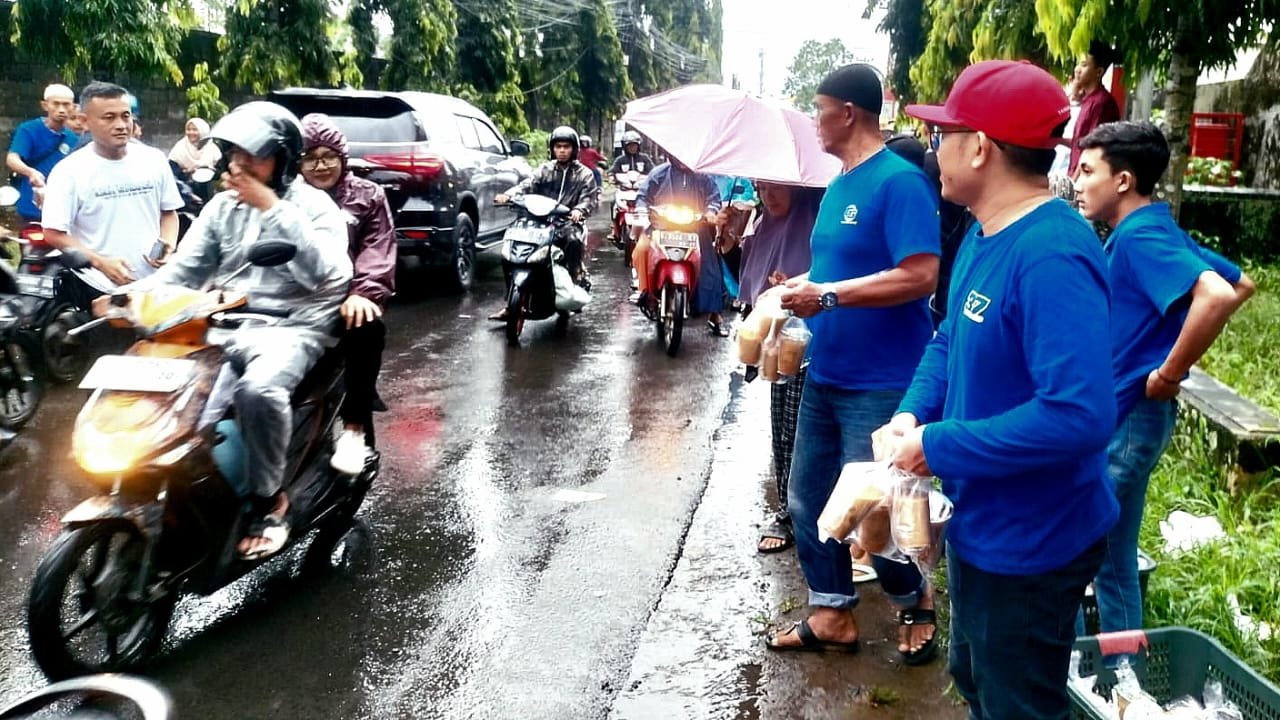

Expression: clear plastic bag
xmin=817 ymin=462 xmax=895 ymax=546
xmin=777 ymin=315 xmax=810 ymax=377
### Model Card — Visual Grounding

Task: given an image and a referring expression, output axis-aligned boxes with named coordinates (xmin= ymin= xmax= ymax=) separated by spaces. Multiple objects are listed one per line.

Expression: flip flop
xmin=238 ymin=514 xmax=291 ymax=561
xmin=851 ymin=563 xmax=878 ymax=583
xmin=757 ymin=524 xmax=794 ymax=554
xmin=765 ymin=618 xmax=861 ymax=654
xmin=898 ymin=607 xmax=939 ymax=666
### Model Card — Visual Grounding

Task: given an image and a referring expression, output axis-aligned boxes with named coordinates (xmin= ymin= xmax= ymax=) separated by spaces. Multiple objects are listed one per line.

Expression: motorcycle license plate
xmin=616 ymin=190 xmax=637 ymax=202
xmin=625 ymin=213 xmax=645 ymax=227
xmin=16 ymin=273 xmax=55 ymax=298
xmin=654 ymin=230 xmax=698 ymax=250
xmin=79 ymin=355 xmax=196 ymax=393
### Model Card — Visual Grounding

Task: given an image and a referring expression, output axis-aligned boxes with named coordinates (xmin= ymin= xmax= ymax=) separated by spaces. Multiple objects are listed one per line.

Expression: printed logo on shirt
xmin=58 ymin=143 xmax=70 ymax=155
xmin=963 ymin=290 xmax=991 ymax=324
xmin=841 ymin=204 xmax=859 ymax=225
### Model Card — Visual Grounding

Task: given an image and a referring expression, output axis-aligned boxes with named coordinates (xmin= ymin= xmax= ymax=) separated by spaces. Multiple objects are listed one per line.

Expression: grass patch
xmin=1197 ymin=261 xmax=1280 ymax=415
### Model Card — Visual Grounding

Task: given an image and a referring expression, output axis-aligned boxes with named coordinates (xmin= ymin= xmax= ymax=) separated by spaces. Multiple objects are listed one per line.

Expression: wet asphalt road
xmin=0 ymin=226 xmax=742 ymax=718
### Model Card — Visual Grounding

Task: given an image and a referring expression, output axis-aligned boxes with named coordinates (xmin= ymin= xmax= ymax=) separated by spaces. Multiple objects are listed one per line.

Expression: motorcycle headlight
xmin=72 ymin=392 xmax=181 ymax=477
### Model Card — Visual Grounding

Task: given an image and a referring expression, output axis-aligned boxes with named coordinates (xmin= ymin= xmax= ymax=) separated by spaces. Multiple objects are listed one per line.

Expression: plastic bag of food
xmin=777 ymin=315 xmax=810 ymax=377
xmin=817 ymin=462 xmax=894 ymax=545
xmin=759 ymin=317 xmax=783 ymax=383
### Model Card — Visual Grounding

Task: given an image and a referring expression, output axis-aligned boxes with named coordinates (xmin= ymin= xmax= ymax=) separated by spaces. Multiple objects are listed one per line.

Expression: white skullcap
xmin=44 ymin=84 xmax=74 ymax=101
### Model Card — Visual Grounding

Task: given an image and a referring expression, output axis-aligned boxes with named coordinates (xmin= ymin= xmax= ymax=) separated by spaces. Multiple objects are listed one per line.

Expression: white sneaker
xmin=331 ymin=429 xmax=369 ymax=475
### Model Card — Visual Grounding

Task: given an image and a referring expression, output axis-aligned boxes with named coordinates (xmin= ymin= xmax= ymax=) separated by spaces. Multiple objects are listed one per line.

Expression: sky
xmin=721 ymin=0 xmax=891 ymax=100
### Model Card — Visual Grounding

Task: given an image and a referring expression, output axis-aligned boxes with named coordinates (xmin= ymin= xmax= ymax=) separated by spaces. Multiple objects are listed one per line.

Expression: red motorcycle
xmin=636 ymin=204 xmax=702 ymax=357
xmin=612 ymin=170 xmax=647 ymax=265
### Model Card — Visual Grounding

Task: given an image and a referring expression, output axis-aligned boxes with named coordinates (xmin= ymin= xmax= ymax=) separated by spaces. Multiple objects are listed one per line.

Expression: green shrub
xmin=1185 ymin=156 xmax=1243 ymax=187
xmin=1182 ymin=192 xmax=1280 ymax=262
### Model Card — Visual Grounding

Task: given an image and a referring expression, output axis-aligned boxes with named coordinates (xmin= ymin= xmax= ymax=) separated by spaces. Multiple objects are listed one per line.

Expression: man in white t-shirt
xmin=42 ymin=81 xmax=182 ymax=291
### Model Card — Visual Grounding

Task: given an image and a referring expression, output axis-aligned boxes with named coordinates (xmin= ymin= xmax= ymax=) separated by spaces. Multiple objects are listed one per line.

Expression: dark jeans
xmin=339 ymin=318 xmax=386 ymax=447
xmin=788 ymin=379 xmax=925 ymax=609
xmin=948 ymin=537 xmax=1106 ymax=720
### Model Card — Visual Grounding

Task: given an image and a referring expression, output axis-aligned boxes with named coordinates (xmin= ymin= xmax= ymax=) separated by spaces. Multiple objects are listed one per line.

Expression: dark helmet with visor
xmin=209 ymin=101 xmax=305 ymax=192
xmin=548 ymin=125 xmax=579 ymax=161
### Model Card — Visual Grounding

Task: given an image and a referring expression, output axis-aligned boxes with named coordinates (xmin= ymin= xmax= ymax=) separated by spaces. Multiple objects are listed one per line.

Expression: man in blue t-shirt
xmin=1074 ymin=121 xmax=1253 ymax=634
xmin=6 ymin=84 xmax=80 ymax=223
xmin=886 ymin=60 xmax=1120 ymax=719
xmin=763 ymin=64 xmax=941 ymax=665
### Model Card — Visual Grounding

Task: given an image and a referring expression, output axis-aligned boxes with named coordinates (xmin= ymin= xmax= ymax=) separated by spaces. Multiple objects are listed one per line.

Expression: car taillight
xmin=401 ymin=230 xmax=431 ymax=240
xmin=20 ymin=224 xmax=48 ymax=249
xmin=364 ymin=152 xmax=445 ymax=180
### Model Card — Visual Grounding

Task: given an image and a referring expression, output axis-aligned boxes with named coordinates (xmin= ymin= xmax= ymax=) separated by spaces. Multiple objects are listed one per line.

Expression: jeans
xmin=788 ymin=380 xmax=925 ymax=609
xmin=339 ymin=318 xmax=387 ymax=447
xmin=950 ymin=537 xmax=1105 ymax=720
xmin=1079 ymin=397 xmax=1177 ymax=634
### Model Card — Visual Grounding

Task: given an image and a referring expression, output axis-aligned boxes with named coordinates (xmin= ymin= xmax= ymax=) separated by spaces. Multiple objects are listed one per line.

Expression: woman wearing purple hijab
xmin=299 ymin=113 xmax=396 ymax=474
xmin=738 ymin=181 xmax=821 ymax=554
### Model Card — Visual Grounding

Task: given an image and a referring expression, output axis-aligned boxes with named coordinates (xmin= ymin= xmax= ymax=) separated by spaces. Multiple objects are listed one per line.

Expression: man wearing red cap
xmin=878 ymin=60 xmax=1119 ymax=718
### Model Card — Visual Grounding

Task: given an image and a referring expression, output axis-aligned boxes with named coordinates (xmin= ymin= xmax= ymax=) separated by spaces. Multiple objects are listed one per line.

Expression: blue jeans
xmin=950 ymin=538 xmax=1105 ymax=720
xmin=1078 ymin=397 xmax=1177 ymax=634
xmin=788 ymin=380 xmax=925 ymax=609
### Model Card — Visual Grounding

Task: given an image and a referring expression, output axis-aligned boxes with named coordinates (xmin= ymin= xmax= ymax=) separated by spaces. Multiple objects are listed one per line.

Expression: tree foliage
xmin=784 ymin=39 xmax=856 ymax=112
xmin=453 ymin=0 xmax=527 ymax=134
xmin=185 ymin=61 xmax=229 ymax=121
xmin=12 ymin=0 xmax=194 ymax=85
xmin=575 ymin=0 xmax=633 ymax=131
xmin=873 ymin=0 xmax=928 ymax=103
xmin=379 ymin=0 xmax=457 ymax=92
xmin=219 ymin=0 xmax=361 ymax=94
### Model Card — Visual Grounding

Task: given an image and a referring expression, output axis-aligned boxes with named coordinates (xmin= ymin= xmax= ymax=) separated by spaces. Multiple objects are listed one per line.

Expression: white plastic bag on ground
xmin=553 ymin=264 xmax=590 ymax=312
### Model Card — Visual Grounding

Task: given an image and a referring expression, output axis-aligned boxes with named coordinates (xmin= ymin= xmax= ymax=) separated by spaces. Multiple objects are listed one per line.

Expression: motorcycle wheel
xmin=28 ymin=524 xmax=176 ymax=679
xmin=660 ymin=285 xmax=686 ymax=357
xmin=42 ymin=305 xmax=88 ymax=383
xmin=505 ymin=284 xmax=526 ymax=347
xmin=0 ymin=342 xmax=42 ymax=430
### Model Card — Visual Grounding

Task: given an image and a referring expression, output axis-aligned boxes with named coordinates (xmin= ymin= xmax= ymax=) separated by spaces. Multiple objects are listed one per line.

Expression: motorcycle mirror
xmin=247 ymin=241 xmax=296 ymax=267
xmin=0 ymin=186 xmax=18 ymax=207
xmin=509 ymin=140 xmax=531 ymax=157
xmin=58 ymin=249 xmax=92 ymax=270
xmin=190 ymin=167 xmax=216 ymax=183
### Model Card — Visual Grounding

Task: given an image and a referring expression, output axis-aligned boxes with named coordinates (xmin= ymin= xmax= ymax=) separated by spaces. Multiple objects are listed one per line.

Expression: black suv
xmin=269 ymin=88 xmax=532 ymax=291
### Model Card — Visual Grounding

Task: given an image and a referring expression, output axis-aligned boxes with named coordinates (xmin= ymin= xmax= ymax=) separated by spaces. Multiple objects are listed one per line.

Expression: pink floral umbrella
xmin=621 ymin=84 xmax=841 ymax=188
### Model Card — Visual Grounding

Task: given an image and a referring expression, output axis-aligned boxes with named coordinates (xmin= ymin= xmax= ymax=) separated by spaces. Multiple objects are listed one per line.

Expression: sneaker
xmin=331 ymin=429 xmax=370 ymax=475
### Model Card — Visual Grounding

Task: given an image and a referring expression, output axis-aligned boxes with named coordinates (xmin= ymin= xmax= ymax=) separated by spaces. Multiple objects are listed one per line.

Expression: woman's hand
xmin=340 ymin=294 xmax=382 ymax=329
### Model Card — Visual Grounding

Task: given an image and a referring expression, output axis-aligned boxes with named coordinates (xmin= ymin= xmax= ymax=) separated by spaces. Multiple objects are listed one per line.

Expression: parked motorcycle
xmin=0 ymin=252 xmax=45 ymax=436
xmin=499 ymin=194 xmax=590 ymax=347
xmin=636 ymin=204 xmax=703 ymax=357
xmin=611 ymin=170 xmax=647 ymax=265
xmin=26 ymin=241 xmax=379 ymax=680
xmin=0 ymin=674 xmax=171 ymax=719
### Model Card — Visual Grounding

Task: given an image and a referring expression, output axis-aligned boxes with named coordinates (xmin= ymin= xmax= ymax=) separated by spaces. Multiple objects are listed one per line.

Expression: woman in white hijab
xmin=168 ymin=117 xmax=221 ymax=174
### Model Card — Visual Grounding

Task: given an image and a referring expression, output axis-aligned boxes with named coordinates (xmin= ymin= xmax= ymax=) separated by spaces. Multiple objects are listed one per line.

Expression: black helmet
xmin=621 ymin=130 xmax=641 ymax=147
xmin=548 ymin=125 xmax=579 ymax=161
xmin=579 ymin=134 xmax=593 ymax=148
xmin=210 ymin=101 xmax=304 ymax=192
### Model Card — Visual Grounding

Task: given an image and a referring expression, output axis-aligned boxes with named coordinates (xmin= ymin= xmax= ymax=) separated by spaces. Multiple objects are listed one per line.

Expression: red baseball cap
xmin=905 ymin=60 xmax=1071 ymax=149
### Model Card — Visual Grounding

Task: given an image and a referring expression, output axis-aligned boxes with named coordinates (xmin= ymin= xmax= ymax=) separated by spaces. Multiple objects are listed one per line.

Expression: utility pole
xmin=758 ymin=49 xmax=764 ymax=95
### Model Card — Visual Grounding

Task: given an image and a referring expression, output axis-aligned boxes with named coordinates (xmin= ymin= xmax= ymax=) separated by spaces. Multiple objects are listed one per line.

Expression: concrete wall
xmin=1193 ymin=26 xmax=1280 ymax=189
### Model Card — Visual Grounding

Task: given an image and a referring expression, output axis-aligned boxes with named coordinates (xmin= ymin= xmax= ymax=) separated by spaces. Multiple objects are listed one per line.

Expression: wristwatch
xmin=819 ymin=284 xmax=839 ymax=311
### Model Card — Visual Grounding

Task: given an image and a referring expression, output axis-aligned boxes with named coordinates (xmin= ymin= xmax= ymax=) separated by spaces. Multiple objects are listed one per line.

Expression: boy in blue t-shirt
xmin=5 ymin=84 xmax=80 ymax=222
xmin=891 ymin=60 xmax=1120 ymax=719
xmin=1074 ymin=121 xmax=1253 ymax=633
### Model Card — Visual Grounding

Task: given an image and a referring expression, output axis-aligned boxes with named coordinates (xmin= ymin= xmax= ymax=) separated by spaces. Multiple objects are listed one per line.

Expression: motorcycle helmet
xmin=548 ymin=125 xmax=579 ymax=161
xmin=209 ymin=101 xmax=305 ymax=192
xmin=621 ymin=130 xmax=641 ymax=148
xmin=579 ymin=134 xmax=593 ymax=148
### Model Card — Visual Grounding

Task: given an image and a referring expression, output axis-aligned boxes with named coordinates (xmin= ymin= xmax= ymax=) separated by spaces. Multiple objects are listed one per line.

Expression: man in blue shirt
xmin=764 ymin=64 xmax=941 ymax=665
xmin=6 ymin=84 xmax=80 ymax=223
xmin=886 ymin=60 xmax=1120 ymax=719
xmin=1074 ymin=121 xmax=1253 ymax=633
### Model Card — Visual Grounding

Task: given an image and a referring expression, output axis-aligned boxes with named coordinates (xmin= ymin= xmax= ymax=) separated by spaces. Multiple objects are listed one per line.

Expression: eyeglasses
xmin=929 ymin=125 xmax=975 ymax=150
xmin=301 ymin=154 xmax=341 ymax=170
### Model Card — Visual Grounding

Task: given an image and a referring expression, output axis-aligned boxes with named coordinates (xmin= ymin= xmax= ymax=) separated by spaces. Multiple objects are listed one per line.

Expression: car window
xmin=327 ymin=111 xmax=424 ymax=143
xmin=454 ymin=116 xmax=481 ymax=150
xmin=473 ymin=119 xmax=507 ymax=155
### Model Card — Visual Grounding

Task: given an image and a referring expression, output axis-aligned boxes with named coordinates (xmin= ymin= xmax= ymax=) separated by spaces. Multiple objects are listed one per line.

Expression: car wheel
xmin=447 ymin=214 xmax=477 ymax=293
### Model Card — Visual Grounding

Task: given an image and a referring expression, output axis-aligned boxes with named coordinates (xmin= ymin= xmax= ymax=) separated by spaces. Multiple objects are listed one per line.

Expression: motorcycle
xmin=499 ymin=194 xmax=590 ymax=347
xmin=636 ymin=204 xmax=703 ymax=357
xmin=0 ymin=674 xmax=171 ymax=719
xmin=0 ymin=249 xmax=46 ymax=437
xmin=25 ymin=240 xmax=379 ymax=680
xmin=611 ymin=170 xmax=648 ymax=266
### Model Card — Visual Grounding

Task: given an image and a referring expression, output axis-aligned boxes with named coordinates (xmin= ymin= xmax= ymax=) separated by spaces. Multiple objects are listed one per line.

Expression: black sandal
xmin=897 ymin=607 xmax=939 ymax=666
xmin=756 ymin=523 xmax=794 ymax=554
xmin=764 ymin=618 xmax=861 ymax=654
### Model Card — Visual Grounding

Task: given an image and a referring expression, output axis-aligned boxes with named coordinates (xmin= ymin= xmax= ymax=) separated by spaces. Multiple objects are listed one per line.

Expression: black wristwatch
xmin=819 ymin=284 xmax=839 ymax=310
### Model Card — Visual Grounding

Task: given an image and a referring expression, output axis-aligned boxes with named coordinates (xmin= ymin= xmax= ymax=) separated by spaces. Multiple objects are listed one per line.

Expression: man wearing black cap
xmin=1068 ymin=40 xmax=1121 ymax=176
xmin=880 ymin=60 xmax=1119 ymax=718
xmin=764 ymin=64 xmax=941 ymax=665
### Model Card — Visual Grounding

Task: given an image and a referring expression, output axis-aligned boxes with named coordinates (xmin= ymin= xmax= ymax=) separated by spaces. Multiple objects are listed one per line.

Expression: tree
xmin=186 ymin=61 xmax=229 ymax=121
xmin=575 ymin=0 xmax=633 ymax=135
xmin=453 ymin=0 xmax=527 ymax=134
xmin=219 ymin=0 xmax=362 ymax=94
xmin=11 ymin=0 xmax=194 ymax=86
xmin=784 ymin=39 xmax=856 ymax=112
xmin=379 ymin=0 xmax=457 ymax=91
xmin=872 ymin=0 xmax=928 ymax=103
